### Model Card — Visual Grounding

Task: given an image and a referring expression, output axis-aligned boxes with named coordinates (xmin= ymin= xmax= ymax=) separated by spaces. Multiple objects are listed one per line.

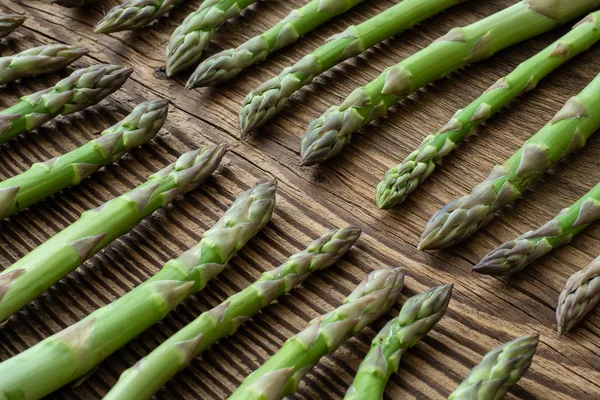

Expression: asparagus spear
xmin=557 ymin=256 xmax=600 ymax=335
xmin=239 ymin=0 xmax=465 ymax=135
xmin=95 ymin=0 xmax=187 ymax=34
xmin=420 ymin=72 xmax=600 ymax=250
xmin=0 ymin=14 xmax=26 ymax=39
xmin=105 ymin=226 xmax=361 ymax=400
xmin=0 ymin=99 xmax=168 ymax=221
xmin=228 ymin=266 xmax=405 ymax=400
xmin=0 ymin=44 xmax=88 ymax=85
xmin=0 ymin=181 xmax=275 ymax=400
xmin=474 ymin=183 xmax=600 ymax=275
xmin=345 ymin=284 xmax=453 ymax=400
xmin=376 ymin=11 xmax=600 ymax=209
xmin=186 ymin=0 xmax=367 ymax=88
xmin=299 ymin=0 xmax=600 ymax=166
xmin=0 ymin=64 xmax=132 ymax=145
xmin=165 ymin=0 xmax=261 ymax=76
xmin=0 ymin=145 xmax=226 ymax=324
xmin=449 ymin=334 xmax=539 ymax=400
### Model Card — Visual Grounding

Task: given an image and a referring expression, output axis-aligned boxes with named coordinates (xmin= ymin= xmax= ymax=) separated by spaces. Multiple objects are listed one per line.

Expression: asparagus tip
xmin=5 ymin=14 xmax=26 ymax=24
xmin=74 ymin=47 xmax=91 ymax=56
xmin=239 ymin=128 xmax=250 ymax=140
xmin=165 ymin=64 xmax=175 ymax=78
xmin=299 ymin=155 xmax=315 ymax=167
xmin=375 ymin=193 xmax=393 ymax=210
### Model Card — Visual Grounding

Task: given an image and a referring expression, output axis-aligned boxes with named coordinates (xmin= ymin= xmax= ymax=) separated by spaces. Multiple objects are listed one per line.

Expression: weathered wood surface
xmin=0 ymin=0 xmax=599 ymax=398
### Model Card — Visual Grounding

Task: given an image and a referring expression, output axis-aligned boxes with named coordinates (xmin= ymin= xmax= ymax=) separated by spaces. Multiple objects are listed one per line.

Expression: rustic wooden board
xmin=0 ymin=0 xmax=599 ymax=398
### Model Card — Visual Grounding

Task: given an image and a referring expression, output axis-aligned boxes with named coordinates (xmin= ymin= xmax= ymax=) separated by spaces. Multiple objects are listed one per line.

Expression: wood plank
xmin=0 ymin=0 xmax=599 ymax=398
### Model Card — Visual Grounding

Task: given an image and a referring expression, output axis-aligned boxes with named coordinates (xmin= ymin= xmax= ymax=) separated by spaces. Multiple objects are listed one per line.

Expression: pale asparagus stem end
xmin=557 ymin=256 xmax=600 ymax=335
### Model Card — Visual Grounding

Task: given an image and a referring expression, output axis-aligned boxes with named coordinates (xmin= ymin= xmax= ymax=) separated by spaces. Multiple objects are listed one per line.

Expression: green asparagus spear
xmin=557 ymin=256 xmax=600 ymax=334
xmin=0 ymin=44 xmax=88 ymax=85
xmin=419 ymin=72 xmax=600 ymax=250
xmin=376 ymin=11 xmax=600 ymax=209
xmin=449 ymin=334 xmax=539 ymax=400
xmin=239 ymin=0 xmax=465 ymax=135
xmin=0 ymin=14 xmax=25 ymax=39
xmin=345 ymin=284 xmax=453 ymax=400
xmin=299 ymin=0 xmax=600 ymax=166
xmin=0 ymin=181 xmax=275 ymax=400
xmin=95 ymin=0 xmax=187 ymax=33
xmin=0 ymin=145 xmax=226 ymax=324
xmin=165 ymin=0 xmax=261 ymax=76
xmin=186 ymin=0 xmax=367 ymax=88
xmin=0 ymin=99 xmax=168 ymax=221
xmin=105 ymin=226 xmax=361 ymax=400
xmin=0 ymin=64 xmax=132 ymax=144
xmin=474 ymin=183 xmax=600 ymax=275
xmin=228 ymin=266 xmax=405 ymax=400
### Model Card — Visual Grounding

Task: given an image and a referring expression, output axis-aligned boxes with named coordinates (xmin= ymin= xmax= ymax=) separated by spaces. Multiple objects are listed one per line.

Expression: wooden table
xmin=0 ymin=0 xmax=598 ymax=398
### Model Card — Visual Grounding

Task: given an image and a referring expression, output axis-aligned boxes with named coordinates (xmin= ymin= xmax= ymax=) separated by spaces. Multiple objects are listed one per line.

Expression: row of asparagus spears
xmin=0 ymin=168 xmax=538 ymax=399
xmin=74 ymin=0 xmax=600 ymax=335
xmin=81 ymin=0 xmax=600 ymax=200
xmin=0 ymin=73 xmax=542 ymax=397
xmin=1 ymin=3 xmax=580 ymax=398
xmin=0 ymin=55 xmax=545 ymax=399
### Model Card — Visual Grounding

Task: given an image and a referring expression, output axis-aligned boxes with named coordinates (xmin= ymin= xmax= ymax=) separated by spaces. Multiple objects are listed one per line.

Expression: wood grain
xmin=0 ymin=0 xmax=599 ymax=398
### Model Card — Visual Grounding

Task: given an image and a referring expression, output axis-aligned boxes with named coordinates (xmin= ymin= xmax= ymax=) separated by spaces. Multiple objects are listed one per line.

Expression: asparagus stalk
xmin=105 ymin=226 xmax=361 ymax=400
xmin=0 ymin=14 xmax=26 ymax=39
xmin=239 ymin=0 xmax=465 ymax=135
xmin=0 ymin=64 xmax=132 ymax=145
xmin=376 ymin=11 xmax=600 ymax=209
xmin=95 ymin=0 xmax=187 ymax=34
xmin=0 ymin=99 xmax=168 ymax=221
xmin=449 ymin=334 xmax=539 ymax=400
xmin=186 ymin=0 xmax=367 ymax=88
xmin=0 ymin=181 xmax=275 ymax=400
xmin=0 ymin=44 xmax=89 ymax=85
xmin=0 ymin=145 xmax=226 ymax=324
xmin=165 ymin=0 xmax=261 ymax=76
xmin=228 ymin=266 xmax=405 ymax=400
xmin=345 ymin=284 xmax=453 ymax=400
xmin=299 ymin=0 xmax=600 ymax=166
xmin=557 ymin=256 xmax=600 ymax=335
xmin=419 ymin=72 xmax=600 ymax=250
xmin=474 ymin=183 xmax=600 ymax=275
